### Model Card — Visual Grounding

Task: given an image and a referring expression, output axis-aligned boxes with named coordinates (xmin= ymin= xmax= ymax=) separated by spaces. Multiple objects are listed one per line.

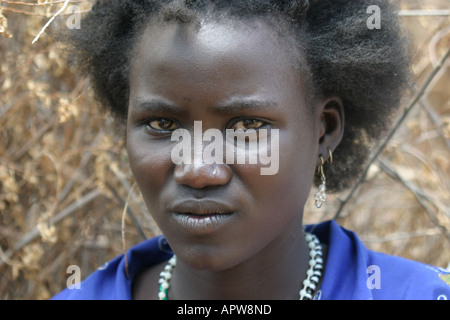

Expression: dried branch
xmin=11 ymin=117 xmax=57 ymax=161
xmin=0 ymin=189 xmax=102 ymax=269
xmin=419 ymin=99 xmax=450 ymax=151
xmin=105 ymin=181 xmax=148 ymax=242
xmin=31 ymin=0 xmax=70 ymax=44
xmin=1 ymin=5 xmax=89 ymax=16
xmin=333 ymin=47 xmax=450 ymax=220
xmin=376 ymin=157 xmax=450 ymax=240
xmin=1 ymin=0 xmax=84 ymax=6
xmin=398 ymin=9 xmax=450 ymax=16
xmin=360 ymin=227 xmax=442 ymax=243
xmin=121 ymin=182 xmax=137 ymax=279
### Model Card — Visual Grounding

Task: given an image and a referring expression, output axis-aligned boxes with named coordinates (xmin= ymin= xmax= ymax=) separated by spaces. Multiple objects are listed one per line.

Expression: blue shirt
xmin=52 ymin=220 xmax=450 ymax=300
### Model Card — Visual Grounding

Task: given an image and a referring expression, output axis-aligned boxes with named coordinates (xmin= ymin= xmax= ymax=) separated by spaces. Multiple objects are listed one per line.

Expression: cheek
xmin=126 ymin=134 xmax=174 ymax=200
xmin=234 ymin=129 xmax=317 ymax=214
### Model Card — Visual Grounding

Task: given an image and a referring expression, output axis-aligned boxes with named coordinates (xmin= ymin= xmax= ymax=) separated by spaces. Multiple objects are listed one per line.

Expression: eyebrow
xmin=213 ymin=98 xmax=278 ymax=115
xmin=131 ymin=97 xmax=278 ymax=115
xmin=131 ymin=98 xmax=185 ymax=115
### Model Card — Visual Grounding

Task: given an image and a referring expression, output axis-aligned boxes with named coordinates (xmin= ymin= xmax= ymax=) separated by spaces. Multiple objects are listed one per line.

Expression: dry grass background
xmin=0 ymin=0 xmax=449 ymax=300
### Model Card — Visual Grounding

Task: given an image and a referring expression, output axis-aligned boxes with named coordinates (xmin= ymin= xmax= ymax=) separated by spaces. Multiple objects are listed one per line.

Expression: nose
xmin=174 ymin=163 xmax=232 ymax=189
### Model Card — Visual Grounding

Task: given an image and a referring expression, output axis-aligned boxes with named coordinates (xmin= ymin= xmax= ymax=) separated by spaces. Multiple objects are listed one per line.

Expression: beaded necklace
xmin=158 ymin=232 xmax=323 ymax=300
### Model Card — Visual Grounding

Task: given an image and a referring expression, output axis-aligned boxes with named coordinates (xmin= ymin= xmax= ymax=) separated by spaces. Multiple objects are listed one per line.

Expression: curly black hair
xmin=64 ymin=0 xmax=411 ymax=192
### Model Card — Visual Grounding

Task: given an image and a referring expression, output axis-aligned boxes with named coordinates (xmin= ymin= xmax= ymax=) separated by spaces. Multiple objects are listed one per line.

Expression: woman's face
xmin=127 ymin=19 xmax=324 ymax=271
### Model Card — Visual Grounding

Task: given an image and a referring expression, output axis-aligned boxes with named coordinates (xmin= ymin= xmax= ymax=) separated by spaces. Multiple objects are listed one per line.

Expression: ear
xmin=317 ymin=97 xmax=345 ymax=163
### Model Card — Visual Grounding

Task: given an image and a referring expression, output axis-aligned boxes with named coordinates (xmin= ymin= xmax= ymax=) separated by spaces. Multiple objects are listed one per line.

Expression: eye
xmin=146 ymin=118 xmax=179 ymax=132
xmin=230 ymin=119 xmax=266 ymax=131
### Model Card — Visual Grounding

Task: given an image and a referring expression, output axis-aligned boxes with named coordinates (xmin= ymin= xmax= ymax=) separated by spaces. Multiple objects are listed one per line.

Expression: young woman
xmin=53 ymin=0 xmax=450 ymax=300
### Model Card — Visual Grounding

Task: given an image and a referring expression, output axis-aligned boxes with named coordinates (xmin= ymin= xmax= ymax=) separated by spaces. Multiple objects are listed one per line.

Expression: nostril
xmin=174 ymin=163 xmax=231 ymax=189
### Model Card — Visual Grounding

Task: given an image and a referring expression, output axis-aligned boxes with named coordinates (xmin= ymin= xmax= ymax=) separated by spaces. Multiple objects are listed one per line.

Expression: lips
xmin=168 ymin=200 xmax=236 ymax=234
xmin=169 ymin=199 xmax=235 ymax=215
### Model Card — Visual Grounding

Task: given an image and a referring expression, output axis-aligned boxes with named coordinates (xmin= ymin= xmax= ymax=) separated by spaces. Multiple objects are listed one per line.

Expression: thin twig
xmin=57 ymin=128 xmax=102 ymax=203
xmin=360 ymin=227 xmax=442 ymax=244
xmin=109 ymin=157 xmax=159 ymax=236
xmin=57 ymin=151 xmax=93 ymax=203
xmin=11 ymin=117 xmax=57 ymax=161
xmin=1 ymin=6 xmax=89 ymax=16
xmin=419 ymin=99 xmax=450 ymax=151
xmin=1 ymin=0 xmax=84 ymax=5
xmin=0 ymin=244 xmax=24 ymax=269
xmin=121 ymin=182 xmax=137 ymax=280
xmin=105 ymin=181 xmax=148 ymax=241
xmin=333 ymin=48 xmax=450 ymax=220
xmin=31 ymin=0 xmax=70 ymax=44
xmin=428 ymin=26 xmax=450 ymax=67
xmin=0 ymin=189 xmax=102 ymax=269
xmin=0 ymin=93 xmax=28 ymax=122
xmin=398 ymin=9 xmax=450 ymax=16
xmin=377 ymin=157 xmax=450 ymax=240
xmin=400 ymin=145 xmax=450 ymax=194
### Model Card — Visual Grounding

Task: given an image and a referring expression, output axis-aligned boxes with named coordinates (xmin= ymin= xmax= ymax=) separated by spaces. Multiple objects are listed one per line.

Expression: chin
xmin=174 ymin=242 xmax=247 ymax=273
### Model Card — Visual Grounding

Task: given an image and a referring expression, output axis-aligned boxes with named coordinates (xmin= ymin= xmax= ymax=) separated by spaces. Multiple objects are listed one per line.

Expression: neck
xmin=169 ymin=227 xmax=310 ymax=300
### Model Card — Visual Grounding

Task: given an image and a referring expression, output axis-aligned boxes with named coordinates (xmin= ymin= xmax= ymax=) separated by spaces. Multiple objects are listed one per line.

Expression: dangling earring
xmin=327 ymin=147 xmax=333 ymax=165
xmin=314 ymin=154 xmax=327 ymax=208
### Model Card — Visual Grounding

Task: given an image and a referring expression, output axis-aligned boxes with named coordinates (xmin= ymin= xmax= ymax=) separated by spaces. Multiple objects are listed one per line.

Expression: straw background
xmin=0 ymin=0 xmax=449 ymax=299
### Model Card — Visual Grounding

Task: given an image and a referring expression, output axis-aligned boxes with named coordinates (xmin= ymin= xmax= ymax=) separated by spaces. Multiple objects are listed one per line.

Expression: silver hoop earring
xmin=314 ymin=155 xmax=327 ymax=208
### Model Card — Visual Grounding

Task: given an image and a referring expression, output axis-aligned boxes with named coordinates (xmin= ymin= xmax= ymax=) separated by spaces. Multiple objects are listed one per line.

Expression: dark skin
xmin=127 ymin=18 xmax=343 ymax=300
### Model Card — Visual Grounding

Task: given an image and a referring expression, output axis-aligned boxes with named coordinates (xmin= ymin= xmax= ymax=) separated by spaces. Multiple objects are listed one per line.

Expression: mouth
xmin=168 ymin=200 xmax=236 ymax=234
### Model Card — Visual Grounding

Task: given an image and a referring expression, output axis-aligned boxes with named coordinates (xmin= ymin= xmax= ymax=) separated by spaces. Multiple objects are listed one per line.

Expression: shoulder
xmin=52 ymin=235 xmax=173 ymax=300
xmin=366 ymin=250 xmax=450 ymax=300
xmin=307 ymin=220 xmax=450 ymax=300
xmin=52 ymin=254 xmax=126 ymax=300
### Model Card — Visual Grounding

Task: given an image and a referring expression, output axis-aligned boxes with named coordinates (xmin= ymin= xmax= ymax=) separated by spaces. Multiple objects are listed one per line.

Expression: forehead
xmin=128 ymin=18 xmax=308 ymax=112
xmin=130 ymin=18 xmax=300 ymax=78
